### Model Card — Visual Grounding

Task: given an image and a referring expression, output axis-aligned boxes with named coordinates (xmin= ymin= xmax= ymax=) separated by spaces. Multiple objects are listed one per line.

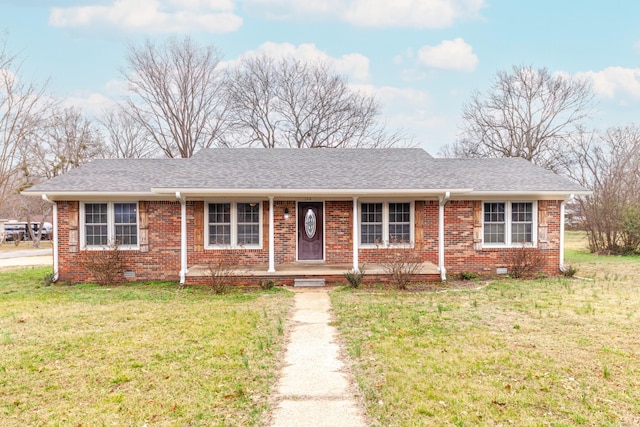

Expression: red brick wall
xmin=55 ymin=198 xmax=563 ymax=283
xmin=442 ymin=200 xmax=562 ymax=276
xmin=56 ymin=201 xmax=182 ymax=283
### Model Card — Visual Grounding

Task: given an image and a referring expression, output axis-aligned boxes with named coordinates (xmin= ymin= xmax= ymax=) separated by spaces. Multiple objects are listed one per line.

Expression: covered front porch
xmin=186 ymin=260 xmax=441 ymax=285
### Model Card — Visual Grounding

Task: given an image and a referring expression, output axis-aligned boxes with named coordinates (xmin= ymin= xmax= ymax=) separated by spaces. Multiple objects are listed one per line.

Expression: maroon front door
xmin=298 ymin=202 xmax=324 ymax=261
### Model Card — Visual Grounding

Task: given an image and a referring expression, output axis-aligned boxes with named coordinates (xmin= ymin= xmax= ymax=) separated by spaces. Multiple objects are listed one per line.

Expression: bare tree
xmin=569 ymin=125 xmax=640 ymax=254
xmin=442 ymin=65 xmax=594 ymax=173
xmin=100 ymin=106 xmax=158 ymax=158
xmin=20 ymin=106 xmax=105 ymax=183
xmin=122 ymin=36 xmax=229 ymax=158
xmin=0 ymin=36 xmax=51 ymax=206
xmin=224 ymin=55 xmax=403 ymax=148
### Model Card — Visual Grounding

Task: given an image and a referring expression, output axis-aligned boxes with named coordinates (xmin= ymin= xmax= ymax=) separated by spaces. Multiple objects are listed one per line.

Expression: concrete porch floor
xmin=186 ymin=261 xmax=440 ymax=277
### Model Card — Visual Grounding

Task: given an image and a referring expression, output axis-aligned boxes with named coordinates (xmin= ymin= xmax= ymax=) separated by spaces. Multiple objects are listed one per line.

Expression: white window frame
xmin=359 ymin=201 xmax=414 ymax=248
xmin=482 ymin=201 xmax=537 ymax=248
xmin=205 ymin=201 xmax=263 ymax=249
xmin=80 ymin=202 xmax=140 ymax=250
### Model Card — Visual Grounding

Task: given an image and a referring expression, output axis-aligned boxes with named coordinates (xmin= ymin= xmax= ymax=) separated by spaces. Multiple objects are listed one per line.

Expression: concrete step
xmin=294 ymin=278 xmax=326 ymax=287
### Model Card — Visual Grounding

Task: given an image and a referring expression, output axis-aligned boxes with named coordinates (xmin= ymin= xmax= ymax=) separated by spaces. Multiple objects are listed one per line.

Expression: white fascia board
xmin=20 ymin=191 xmax=163 ymax=201
xmin=454 ymin=190 xmax=591 ymax=200
xmin=151 ymin=187 xmax=475 ymax=198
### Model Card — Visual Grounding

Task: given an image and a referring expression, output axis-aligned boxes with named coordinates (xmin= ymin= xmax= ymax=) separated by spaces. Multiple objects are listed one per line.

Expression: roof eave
xmin=21 ymin=190 xmax=163 ymax=201
xmin=151 ymin=187 xmax=475 ymax=198
xmin=455 ymin=190 xmax=592 ymax=200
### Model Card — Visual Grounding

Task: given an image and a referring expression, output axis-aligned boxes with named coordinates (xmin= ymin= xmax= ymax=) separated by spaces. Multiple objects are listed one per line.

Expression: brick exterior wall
xmin=55 ymin=198 xmax=563 ymax=283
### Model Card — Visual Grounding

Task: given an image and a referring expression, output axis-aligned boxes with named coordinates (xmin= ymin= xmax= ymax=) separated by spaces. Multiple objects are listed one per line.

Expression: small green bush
xmin=562 ymin=264 xmax=578 ymax=278
xmin=258 ymin=279 xmax=276 ymax=290
xmin=458 ymin=271 xmax=478 ymax=280
xmin=344 ymin=266 xmax=365 ymax=289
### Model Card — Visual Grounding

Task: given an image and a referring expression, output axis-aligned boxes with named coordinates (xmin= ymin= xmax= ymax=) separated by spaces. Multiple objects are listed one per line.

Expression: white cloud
xmin=417 ymin=38 xmax=478 ymax=72
xmin=63 ymin=92 xmax=117 ymax=116
xmin=227 ymin=42 xmax=371 ymax=83
xmin=344 ymin=0 xmax=484 ymax=28
xmin=49 ymin=0 xmax=242 ymax=33
xmin=241 ymin=0 xmax=485 ymax=28
xmin=576 ymin=67 xmax=640 ymax=100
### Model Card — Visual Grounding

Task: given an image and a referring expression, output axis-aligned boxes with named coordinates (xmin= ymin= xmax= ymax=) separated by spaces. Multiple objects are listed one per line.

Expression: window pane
xmin=484 ymin=223 xmax=505 ymax=244
xmin=237 ymin=203 xmax=260 ymax=246
xmin=114 ymin=203 xmax=137 ymax=245
xmin=512 ymin=202 xmax=533 ymax=222
xmin=85 ymin=203 xmax=108 ymax=246
xmin=388 ymin=203 xmax=410 ymax=244
xmin=512 ymin=223 xmax=532 ymax=244
xmin=209 ymin=203 xmax=230 ymax=224
xmin=209 ymin=203 xmax=231 ymax=245
xmin=484 ymin=203 xmax=505 ymax=223
xmin=360 ymin=203 xmax=383 ymax=244
xmin=511 ymin=202 xmax=533 ymax=244
xmin=209 ymin=224 xmax=231 ymax=245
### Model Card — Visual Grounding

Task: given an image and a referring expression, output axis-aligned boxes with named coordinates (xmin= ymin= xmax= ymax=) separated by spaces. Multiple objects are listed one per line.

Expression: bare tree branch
xmin=100 ymin=105 xmax=158 ymax=158
xmin=122 ymin=36 xmax=229 ymax=158
xmin=224 ymin=55 xmax=405 ymax=148
xmin=441 ymin=65 xmax=594 ymax=173
xmin=0 ymin=36 xmax=52 ymax=206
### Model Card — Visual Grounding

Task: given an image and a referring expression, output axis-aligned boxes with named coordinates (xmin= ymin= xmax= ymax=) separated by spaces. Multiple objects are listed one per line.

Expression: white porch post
xmin=438 ymin=192 xmax=450 ymax=281
xmin=268 ymin=196 xmax=276 ymax=273
xmin=352 ymin=196 xmax=359 ymax=272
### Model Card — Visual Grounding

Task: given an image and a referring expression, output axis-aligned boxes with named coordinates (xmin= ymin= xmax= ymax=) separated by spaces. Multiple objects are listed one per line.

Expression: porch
xmin=186 ymin=261 xmax=441 ymax=284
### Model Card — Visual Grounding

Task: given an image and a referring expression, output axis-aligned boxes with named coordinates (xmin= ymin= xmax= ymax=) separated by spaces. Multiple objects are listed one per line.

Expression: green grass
xmin=0 ymin=267 xmax=293 ymax=426
xmin=331 ymin=232 xmax=640 ymax=426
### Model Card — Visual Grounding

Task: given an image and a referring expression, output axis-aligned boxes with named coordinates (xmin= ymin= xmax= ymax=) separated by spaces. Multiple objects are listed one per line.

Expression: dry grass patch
xmin=331 ymin=244 xmax=640 ymax=426
xmin=0 ymin=267 xmax=293 ymax=426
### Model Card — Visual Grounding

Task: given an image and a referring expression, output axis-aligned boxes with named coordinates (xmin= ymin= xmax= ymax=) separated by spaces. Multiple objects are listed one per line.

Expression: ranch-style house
xmin=23 ymin=148 xmax=588 ymax=286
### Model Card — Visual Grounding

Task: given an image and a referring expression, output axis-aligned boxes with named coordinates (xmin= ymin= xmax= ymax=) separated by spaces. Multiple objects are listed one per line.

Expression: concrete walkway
xmin=269 ymin=287 xmax=368 ymax=427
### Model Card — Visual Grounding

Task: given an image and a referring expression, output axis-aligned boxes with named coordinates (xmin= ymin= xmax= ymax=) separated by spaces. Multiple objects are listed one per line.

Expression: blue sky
xmin=2 ymin=0 xmax=640 ymax=154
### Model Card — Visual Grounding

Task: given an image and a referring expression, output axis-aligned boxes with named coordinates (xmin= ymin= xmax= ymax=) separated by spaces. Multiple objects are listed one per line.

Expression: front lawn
xmin=0 ymin=268 xmax=293 ymax=426
xmin=331 ymin=232 xmax=640 ymax=426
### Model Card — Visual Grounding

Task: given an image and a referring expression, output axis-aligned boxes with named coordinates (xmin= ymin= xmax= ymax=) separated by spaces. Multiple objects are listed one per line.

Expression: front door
xmin=298 ymin=202 xmax=324 ymax=261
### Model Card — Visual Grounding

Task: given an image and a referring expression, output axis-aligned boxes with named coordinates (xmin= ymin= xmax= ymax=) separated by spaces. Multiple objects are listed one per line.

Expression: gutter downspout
xmin=438 ymin=192 xmax=451 ymax=281
xmin=41 ymin=194 xmax=59 ymax=282
xmin=559 ymin=194 xmax=573 ymax=273
xmin=176 ymin=192 xmax=187 ymax=285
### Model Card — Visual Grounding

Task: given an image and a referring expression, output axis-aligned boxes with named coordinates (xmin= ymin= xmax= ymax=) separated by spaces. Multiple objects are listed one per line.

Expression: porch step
xmin=294 ymin=278 xmax=326 ymax=287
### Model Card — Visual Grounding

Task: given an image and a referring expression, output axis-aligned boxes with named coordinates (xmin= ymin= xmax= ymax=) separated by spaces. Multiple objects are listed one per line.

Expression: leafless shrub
xmin=502 ymin=245 xmax=545 ymax=279
xmin=206 ymin=252 xmax=241 ymax=294
xmin=381 ymin=247 xmax=422 ymax=290
xmin=79 ymin=241 xmax=127 ymax=286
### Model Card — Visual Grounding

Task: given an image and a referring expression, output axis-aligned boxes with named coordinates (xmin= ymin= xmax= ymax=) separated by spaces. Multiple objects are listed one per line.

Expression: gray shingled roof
xmin=23 ymin=148 xmax=587 ymax=195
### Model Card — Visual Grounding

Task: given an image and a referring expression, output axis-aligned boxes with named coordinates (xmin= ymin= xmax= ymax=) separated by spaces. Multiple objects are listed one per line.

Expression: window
xmin=483 ymin=202 xmax=536 ymax=246
xmin=82 ymin=202 xmax=138 ymax=249
xmin=360 ymin=202 xmax=413 ymax=246
xmin=360 ymin=203 xmax=382 ymax=244
xmin=207 ymin=202 xmax=261 ymax=248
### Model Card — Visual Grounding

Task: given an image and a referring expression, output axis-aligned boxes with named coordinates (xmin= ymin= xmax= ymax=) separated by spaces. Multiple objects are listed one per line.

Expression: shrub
xmin=258 ymin=279 xmax=276 ymax=290
xmin=344 ymin=266 xmax=365 ymax=289
xmin=502 ymin=244 xmax=545 ymax=279
xmin=562 ymin=264 xmax=578 ymax=278
xmin=41 ymin=272 xmax=56 ymax=286
xmin=381 ymin=247 xmax=422 ymax=290
xmin=206 ymin=252 xmax=241 ymax=294
xmin=458 ymin=271 xmax=478 ymax=281
xmin=79 ymin=241 xmax=127 ymax=286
